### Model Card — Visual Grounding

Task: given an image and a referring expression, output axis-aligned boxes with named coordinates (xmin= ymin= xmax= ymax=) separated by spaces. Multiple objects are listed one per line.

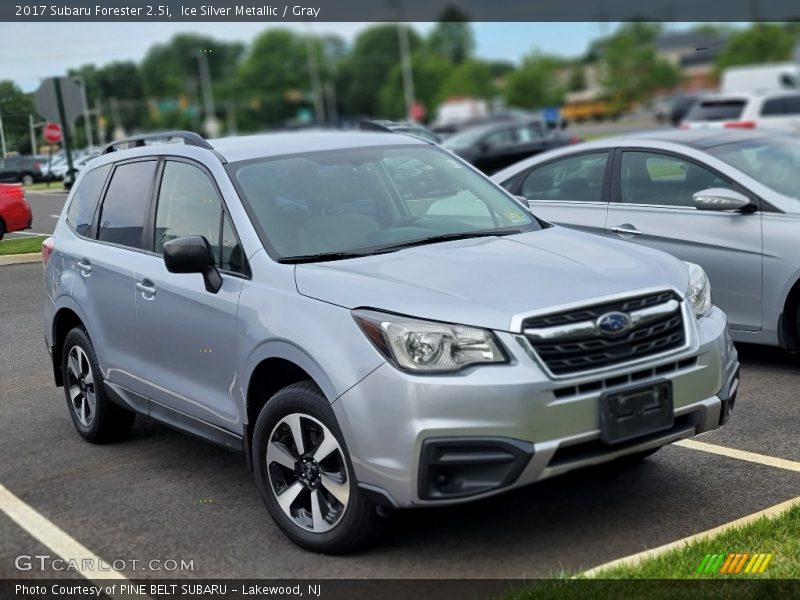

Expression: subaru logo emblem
xmin=596 ymin=311 xmax=631 ymax=335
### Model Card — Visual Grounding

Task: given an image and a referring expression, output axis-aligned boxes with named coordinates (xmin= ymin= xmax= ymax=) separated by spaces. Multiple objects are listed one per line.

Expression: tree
xmin=336 ymin=24 xmax=421 ymax=117
xmin=505 ymin=54 xmax=566 ymax=109
xmin=437 ymin=60 xmax=495 ymax=102
xmin=426 ymin=8 xmax=475 ymax=64
xmin=716 ymin=24 xmax=796 ymax=71
xmin=379 ymin=53 xmax=451 ymax=119
xmin=0 ymin=81 xmax=35 ymax=153
xmin=600 ymin=22 xmax=680 ymax=108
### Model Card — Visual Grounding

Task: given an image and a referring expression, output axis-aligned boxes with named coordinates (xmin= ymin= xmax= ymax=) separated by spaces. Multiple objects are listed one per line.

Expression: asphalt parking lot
xmin=1 ymin=194 xmax=799 ymax=580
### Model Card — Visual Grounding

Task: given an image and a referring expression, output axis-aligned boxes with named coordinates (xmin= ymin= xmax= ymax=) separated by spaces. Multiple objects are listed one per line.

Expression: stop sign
xmin=43 ymin=122 xmax=62 ymax=144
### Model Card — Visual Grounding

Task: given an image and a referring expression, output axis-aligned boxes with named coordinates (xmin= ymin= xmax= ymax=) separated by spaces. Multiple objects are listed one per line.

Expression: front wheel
xmin=21 ymin=173 xmax=35 ymax=186
xmin=252 ymin=381 xmax=381 ymax=554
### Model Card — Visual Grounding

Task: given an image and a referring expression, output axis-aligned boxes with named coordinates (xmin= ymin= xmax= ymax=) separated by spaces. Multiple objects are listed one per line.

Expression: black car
xmin=0 ymin=156 xmax=44 ymax=185
xmin=442 ymin=121 xmax=578 ymax=174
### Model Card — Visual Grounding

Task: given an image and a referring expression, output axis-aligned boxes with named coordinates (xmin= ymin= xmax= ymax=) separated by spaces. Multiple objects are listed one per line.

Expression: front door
xmin=606 ymin=149 xmax=763 ymax=331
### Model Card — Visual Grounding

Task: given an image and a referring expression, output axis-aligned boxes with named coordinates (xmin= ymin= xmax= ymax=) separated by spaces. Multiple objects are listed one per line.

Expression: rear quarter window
xmin=687 ymin=100 xmax=746 ymax=122
xmin=66 ymin=164 xmax=111 ymax=236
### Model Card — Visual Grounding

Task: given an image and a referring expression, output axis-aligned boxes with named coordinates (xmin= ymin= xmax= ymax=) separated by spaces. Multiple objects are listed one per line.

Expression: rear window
xmin=66 ymin=164 xmax=110 ymax=236
xmin=687 ymin=100 xmax=746 ymax=122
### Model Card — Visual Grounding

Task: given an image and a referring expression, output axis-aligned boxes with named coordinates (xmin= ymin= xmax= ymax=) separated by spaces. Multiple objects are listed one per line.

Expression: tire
xmin=252 ymin=381 xmax=381 ymax=554
xmin=61 ymin=327 xmax=135 ymax=443
xmin=21 ymin=173 xmax=34 ymax=186
xmin=0 ymin=220 xmax=5 ymax=241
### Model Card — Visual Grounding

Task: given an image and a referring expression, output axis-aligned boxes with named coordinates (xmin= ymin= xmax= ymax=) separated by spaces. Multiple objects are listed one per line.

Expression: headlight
xmin=352 ymin=309 xmax=507 ymax=373
xmin=684 ymin=262 xmax=712 ymax=317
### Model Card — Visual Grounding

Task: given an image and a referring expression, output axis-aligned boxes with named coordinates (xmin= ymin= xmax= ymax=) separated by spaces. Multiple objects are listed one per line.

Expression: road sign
xmin=43 ymin=122 xmax=62 ymax=144
xmin=35 ymin=78 xmax=84 ymax=124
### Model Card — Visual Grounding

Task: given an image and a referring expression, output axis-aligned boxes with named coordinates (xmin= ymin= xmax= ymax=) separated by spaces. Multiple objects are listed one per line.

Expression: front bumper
xmin=333 ymin=304 xmax=739 ymax=508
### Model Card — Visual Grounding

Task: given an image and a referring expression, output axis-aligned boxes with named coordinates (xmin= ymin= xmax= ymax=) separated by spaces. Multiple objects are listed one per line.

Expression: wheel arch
xmin=50 ymin=305 xmax=90 ymax=387
xmin=778 ymin=275 xmax=800 ymax=352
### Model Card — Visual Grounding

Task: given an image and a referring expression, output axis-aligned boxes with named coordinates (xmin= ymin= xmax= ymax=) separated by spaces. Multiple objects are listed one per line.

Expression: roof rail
xmin=102 ymin=131 xmax=213 ymax=154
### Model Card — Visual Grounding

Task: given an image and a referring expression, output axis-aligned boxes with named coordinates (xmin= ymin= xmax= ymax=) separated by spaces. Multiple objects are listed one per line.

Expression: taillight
xmin=42 ymin=237 xmax=55 ymax=267
xmin=679 ymin=122 xmax=690 ymax=129
xmin=569 ymin=136 xmax=581 ymax=144
xmin=724 ymin=121 xmax=756 ymax=129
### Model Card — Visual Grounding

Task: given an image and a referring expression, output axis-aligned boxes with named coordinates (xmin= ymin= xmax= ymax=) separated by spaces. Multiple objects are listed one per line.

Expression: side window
xmin=761 ymin=98 xmax=786 ymax=116
xmin=66 ymin=164 xmax=110 ymax=236
xmin=154 ymin=161 xmax=245 ymax=273
xmin=521 ymin=152 xmax=608 ymax=202
xmin=483 ymin=129 xmax=516 ymax=149
xmin=97 ymin=161 xmax=157 ymax=248
xmin=620 ymin=151 xmax=731 ymax=207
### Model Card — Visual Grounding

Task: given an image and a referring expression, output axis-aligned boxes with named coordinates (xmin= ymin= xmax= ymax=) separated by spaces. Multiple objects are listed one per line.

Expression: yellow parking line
xmin=674 ymin=439 xmax=800 ymax=472
xmin=0 ymin=483 xmax=146 ymax=598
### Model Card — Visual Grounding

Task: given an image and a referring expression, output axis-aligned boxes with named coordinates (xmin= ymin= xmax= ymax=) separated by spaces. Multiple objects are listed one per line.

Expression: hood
xmin=294 ymin=227 xmax=689 ymax=332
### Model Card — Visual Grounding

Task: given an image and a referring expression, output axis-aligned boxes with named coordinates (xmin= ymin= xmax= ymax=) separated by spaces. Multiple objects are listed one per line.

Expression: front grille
xmin=523 ymin=291 xmax=685 ymax=376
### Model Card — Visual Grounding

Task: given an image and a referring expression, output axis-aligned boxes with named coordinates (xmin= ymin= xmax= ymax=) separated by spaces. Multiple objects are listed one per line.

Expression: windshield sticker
xmin=503 ymin=211 xmax=528 ymax=223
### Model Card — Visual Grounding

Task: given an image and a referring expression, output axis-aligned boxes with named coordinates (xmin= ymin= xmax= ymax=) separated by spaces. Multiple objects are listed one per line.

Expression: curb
xmin=0 ymin=253 xmax=41 ymax=266
xmin=580 ymin=495 xmax=800 ymax=577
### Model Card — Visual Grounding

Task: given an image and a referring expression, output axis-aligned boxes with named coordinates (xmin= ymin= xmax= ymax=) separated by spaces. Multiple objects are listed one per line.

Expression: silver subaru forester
xmin=43 ymin=131 xmax=739 ymax=553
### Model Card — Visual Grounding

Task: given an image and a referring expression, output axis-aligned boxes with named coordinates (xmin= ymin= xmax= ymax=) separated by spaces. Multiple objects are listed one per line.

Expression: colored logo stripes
xmin=697 ymin=553 xmax=773 ymax=574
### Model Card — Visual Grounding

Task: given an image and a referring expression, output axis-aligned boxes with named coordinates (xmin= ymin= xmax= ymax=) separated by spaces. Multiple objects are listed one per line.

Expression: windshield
xmin=231 ymin=145 xmax=537 ymax=261
xmin=707 ymin=136 xmax=800 ymax=198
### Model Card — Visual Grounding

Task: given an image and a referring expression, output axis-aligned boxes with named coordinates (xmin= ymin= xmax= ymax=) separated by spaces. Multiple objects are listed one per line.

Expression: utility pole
xmin=397 ymin=24 xmax=416 ymax=120
xmin=196 ymin=50 xmax=219 ymax=137
xmin=0 ymin=110 xmax=6 ymax=158
xmin=73 ymin=77 xmax=94 ymax=149
xmin=304 ymin=26 xmax=325 ymax=124
xmin=29 ymin=115 xmax=38 ymax=154
xmin=54 ymin=77 xmax=75 ymax=178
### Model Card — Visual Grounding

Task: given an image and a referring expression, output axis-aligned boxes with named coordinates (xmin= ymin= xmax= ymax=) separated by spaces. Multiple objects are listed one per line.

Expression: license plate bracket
xmin=600 ymin=380 xmax=673 ymax=444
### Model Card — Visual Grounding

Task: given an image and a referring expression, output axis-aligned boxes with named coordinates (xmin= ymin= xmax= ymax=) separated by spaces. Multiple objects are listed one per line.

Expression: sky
xmin=0 ymin=21 xmax=717 ymax=92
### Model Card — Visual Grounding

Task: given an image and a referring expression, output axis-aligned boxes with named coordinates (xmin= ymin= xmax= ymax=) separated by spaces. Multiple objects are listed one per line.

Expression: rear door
xmin=505 ymin=150 xmax=611 ymax=237
xmin=605 ymin=149 xmax=763 ymax=331
xmin=70 ymin=159 xmax=159 ymax=398
xmin=133 ymin=159 xmax=246 ymax=431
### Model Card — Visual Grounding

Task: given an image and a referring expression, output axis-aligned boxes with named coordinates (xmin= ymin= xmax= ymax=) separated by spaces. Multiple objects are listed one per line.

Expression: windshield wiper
xmin=372 ymin=228 xmax=524 ymax=253
xmin=277 ymin=251 xmax=373 ymax=264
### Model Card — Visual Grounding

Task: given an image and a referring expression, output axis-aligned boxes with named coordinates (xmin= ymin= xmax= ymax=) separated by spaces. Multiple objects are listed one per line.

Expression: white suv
xmin=683 ymin=90 xmax=800 ymax=131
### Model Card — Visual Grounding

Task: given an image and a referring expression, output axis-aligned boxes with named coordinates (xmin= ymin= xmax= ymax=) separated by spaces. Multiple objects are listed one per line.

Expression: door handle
xmin=136 ymin=281 xmax=157 ymax=297
xmin=609 ymin=225 xmax=642 ymax=236
xmin=76 ymin=259 xmax=92 ymax=275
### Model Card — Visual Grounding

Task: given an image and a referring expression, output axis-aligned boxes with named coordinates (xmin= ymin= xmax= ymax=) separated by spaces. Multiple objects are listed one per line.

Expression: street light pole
xmin=196 ymin=51 xmax=219 ymax=137
xmin=0 ymin=110 xmax=7 ymax=158
xmin=304 ymin=25 xmax=326 ymax=124
xmin=397 ymin=24 xmax=416 ymax=120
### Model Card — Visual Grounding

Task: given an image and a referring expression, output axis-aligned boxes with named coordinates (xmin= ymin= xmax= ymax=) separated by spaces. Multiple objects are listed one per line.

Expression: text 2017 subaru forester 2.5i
xmin=43 ymin=131 xmax=739 ymax=554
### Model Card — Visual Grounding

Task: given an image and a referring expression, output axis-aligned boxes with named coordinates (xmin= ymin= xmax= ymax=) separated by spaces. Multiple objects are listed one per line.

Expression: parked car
xmin=0 ymin=183 xmax=32 ymax=239
xmin=44 ymin=130 xmax=738 ymax=554
xmin=0 ymin=156 xmax=44 ymax=185
xmin=668 ymin=94 xmax=703 ymax=127
xmin=63 ymin=153 xmax=100 ymax=189
xmin=442 ymin=121 xmax=579 ymax=174
xmin=682 ymin=91 xmax=800 ymax=131
xmin=358 ymin=120 xmax=442 ymax=143
xmin=492 ymin=129 xmax=800 ymax=351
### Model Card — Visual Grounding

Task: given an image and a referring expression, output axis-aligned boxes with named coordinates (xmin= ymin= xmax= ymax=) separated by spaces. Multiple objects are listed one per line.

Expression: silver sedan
xmin=492 ymin=129 xmax=800 ymax=351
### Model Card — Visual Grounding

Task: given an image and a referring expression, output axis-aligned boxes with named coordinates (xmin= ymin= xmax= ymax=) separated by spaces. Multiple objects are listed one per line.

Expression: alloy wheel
xmin=266 ymin=413 xmax=350 ymax=533
xmin=66 ymin=345 xmax=96 ymax=428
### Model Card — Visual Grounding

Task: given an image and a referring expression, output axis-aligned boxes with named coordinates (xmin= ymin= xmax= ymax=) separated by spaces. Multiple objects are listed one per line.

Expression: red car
xmin=0 ymin=183 xmax=33 ymax=240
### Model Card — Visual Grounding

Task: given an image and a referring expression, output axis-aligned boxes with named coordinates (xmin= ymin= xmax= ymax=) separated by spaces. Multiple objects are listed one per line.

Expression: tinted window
xmin=621 ymin=151 xmax=731 ymax=207
xmin=484 ymin=129 xmax=516 ymax=148
xmin=686 ymin=100 xmax=746 ymax=122
xmin=97 ymin=161 xmax=156 ymax=248
xmin=155 ymin=161 xmax=244 ymax=273
xmin=66 ymin=164 xmax=110 ymax=236
xmin=760 ymin=95 xmax=800 ymax=116
xmin=521 ymin=152 xmax=608 ymax=202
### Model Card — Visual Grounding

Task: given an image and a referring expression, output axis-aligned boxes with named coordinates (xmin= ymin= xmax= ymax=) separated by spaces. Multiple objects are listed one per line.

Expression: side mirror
xmin=692 ymin=188 xmax=752 ymax=211
xmin=163 ymin=235 xmax=223 ymax=294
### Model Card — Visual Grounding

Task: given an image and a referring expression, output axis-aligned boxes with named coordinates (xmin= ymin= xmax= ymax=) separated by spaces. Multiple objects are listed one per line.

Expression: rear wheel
xmin=253 ymin=381 xmax=381 ymax=554
xmin=61 ymin=327 xmax=135 ymax=443
xmin=0 ymin=220 xmax=5 ymax=240
xmin=20 ymin=173 xmax=34 ymax=186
